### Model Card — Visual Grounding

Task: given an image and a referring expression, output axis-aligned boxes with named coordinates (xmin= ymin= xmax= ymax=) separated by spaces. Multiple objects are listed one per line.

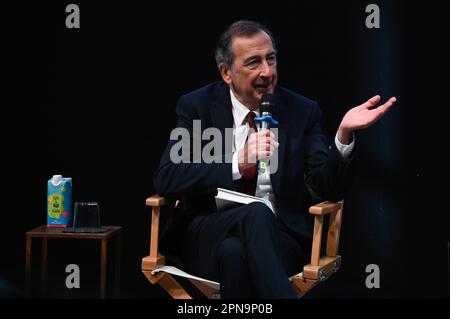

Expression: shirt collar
xmin=229 ymin=89 xmax=259 ymax=127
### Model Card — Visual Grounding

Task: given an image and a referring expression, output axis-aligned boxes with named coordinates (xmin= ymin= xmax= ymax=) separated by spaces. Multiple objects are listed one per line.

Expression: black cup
xmin=72 ymin=202 xmax=101 ymax=228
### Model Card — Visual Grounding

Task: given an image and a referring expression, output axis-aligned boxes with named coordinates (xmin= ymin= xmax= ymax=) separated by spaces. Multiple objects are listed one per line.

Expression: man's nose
xmin=259 ymin=60 xmax=273 ymax=77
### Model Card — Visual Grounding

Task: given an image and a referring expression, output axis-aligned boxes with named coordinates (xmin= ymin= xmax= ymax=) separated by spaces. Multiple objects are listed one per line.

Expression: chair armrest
xmin=146 ymin=195 xmax=166 ymax=207
xmin=308 ymin=200 xmax=344 ymax=268
xmin=309 ymin=201 xmax=342 ymax=215
xmin=142 ymin=194 xmax=167 ymax=271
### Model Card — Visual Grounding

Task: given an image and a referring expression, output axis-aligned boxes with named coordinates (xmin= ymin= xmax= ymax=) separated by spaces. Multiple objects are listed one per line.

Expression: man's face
xmin=220 ymin=31 xmax=278 ymax=110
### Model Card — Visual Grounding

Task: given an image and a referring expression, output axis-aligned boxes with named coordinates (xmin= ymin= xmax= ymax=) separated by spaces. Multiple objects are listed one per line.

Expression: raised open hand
xmin=338 ymin=95 xmax=397 ymax=144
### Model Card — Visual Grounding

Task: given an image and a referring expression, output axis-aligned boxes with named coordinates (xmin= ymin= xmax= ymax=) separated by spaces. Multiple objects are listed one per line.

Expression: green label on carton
xmin=48 ymin=193 xmax=65 ymax=218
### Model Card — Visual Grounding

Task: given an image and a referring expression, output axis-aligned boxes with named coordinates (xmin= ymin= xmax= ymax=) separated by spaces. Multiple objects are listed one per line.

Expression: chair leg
xmin=291 ymin=277 xmax=318 ymax=298
xmin=143 ymin=271 xmax=192 ymax=299
xmin=188 ymin=279 xmax=220 ymax=299
xmin=159 ymin=274 xmax=192 ymax=299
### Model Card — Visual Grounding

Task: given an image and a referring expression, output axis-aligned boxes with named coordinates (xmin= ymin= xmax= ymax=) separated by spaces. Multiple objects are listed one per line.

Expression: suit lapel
xmin=270 ymin=89 xmax=288 ymax=196
xmin=210 ymin=83 xmax=234 ymax=161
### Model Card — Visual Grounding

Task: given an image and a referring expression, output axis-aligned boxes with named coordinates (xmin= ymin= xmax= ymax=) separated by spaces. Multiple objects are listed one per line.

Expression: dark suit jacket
xmin=154 ymin=81 xmax=355 ymax=258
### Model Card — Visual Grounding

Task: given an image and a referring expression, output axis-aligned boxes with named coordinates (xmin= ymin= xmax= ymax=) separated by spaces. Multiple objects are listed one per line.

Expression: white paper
xmin=215 ymin=188 xmax=274 ymax=213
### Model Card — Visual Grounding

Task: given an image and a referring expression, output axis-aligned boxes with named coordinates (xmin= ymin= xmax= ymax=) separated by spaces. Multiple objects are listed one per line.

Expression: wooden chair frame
xmin=142 ymin=195 xmax=343 ymax=299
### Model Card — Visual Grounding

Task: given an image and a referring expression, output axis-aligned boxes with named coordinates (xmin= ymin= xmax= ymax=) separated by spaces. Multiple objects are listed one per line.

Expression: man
xmin=154 ymin=20 xmax=396 ymax=298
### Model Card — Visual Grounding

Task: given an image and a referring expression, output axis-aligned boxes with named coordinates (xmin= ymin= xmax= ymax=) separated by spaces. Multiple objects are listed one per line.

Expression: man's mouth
xmin=255 ymin=82 xmax=272 ymax=90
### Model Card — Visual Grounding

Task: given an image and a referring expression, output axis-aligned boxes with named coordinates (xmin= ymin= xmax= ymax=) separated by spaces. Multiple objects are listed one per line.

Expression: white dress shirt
xmin=229 ymin=89 xmax=354 ymax=215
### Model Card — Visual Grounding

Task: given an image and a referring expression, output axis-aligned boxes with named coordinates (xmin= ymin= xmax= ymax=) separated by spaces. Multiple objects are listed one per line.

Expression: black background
xmin=2 ymin=1 xmax=448 ymax=299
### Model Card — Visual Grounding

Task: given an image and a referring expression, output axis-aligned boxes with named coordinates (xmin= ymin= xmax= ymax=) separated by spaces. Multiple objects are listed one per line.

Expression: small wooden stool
xmin=25 ymin=225 xmax=122 ymax=299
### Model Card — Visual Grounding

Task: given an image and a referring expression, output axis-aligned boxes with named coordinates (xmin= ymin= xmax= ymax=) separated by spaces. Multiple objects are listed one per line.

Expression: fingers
xmin=252 ymin=140 xmax=277 ymax=152
xmin=362 ymin=95 xmax=397 ymax=115
xmin=249 ymin=130 xmax=278 ymax=146
xmin=254 ymin=129 xmax=275 ymax=139
xmin=257 ymin=143 xmax=276 ymax=159
xmin=260 ymin=135 xmax=278 ymax=158
xmin=377 ymin=96 xmax=397 ymax=114
xmin=361 ymin=95 xmax=381 ymax=109
xmin=362 ymin=96 xmax=397 ymax=128
xmin=247 ymin=129 xmax=279 ymax=160
xmin=258 ymin=131 xmax=278 ymax=150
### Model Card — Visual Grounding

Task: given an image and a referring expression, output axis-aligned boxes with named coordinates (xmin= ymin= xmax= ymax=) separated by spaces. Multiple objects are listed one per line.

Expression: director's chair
xmin=141 ymin=194 xmax=343 ymax=299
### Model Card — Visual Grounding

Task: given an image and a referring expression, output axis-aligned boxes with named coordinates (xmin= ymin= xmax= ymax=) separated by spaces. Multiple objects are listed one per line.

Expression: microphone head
xmin=260 ymin=93 xmax=274 ymax=113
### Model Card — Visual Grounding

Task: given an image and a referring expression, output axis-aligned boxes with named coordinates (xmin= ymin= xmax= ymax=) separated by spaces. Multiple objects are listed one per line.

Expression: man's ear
xmin=219 ymin=64 xmax=232 ymax=85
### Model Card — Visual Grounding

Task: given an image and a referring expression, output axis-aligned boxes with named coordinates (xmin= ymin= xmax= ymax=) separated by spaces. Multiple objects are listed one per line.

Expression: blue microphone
xmin=254 ymin=93 xmax=278 ymax=173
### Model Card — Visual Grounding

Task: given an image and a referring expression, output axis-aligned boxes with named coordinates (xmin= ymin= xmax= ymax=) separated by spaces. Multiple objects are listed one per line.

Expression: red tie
xmin=236 ymin=112 xmax=258 ymax=195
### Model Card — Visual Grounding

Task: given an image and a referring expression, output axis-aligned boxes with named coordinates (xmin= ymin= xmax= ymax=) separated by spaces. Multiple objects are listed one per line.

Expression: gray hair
xmin=214 ymin=20 xmax=277 ymax=68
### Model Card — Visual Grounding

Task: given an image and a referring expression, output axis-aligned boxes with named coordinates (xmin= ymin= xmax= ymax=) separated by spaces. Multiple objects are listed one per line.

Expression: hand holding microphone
xmin=254 ymin=93 xmax=278 ymax=173
xmin=238 ymin=130 xmax=278 ymax=173
xmin=237 ymin=93 xmax=279 ymax=174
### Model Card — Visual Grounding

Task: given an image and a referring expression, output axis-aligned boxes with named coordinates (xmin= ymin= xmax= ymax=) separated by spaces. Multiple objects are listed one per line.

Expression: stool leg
xmin=25 ymin=236 xmax=32 ymax=296
xmin=114 ymin=233 xmax=121 ymax=298
xmin=100 ymin=238 xmax=107 ymax=299
xmin=41 ymin=238 xmax=48 ymax=296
